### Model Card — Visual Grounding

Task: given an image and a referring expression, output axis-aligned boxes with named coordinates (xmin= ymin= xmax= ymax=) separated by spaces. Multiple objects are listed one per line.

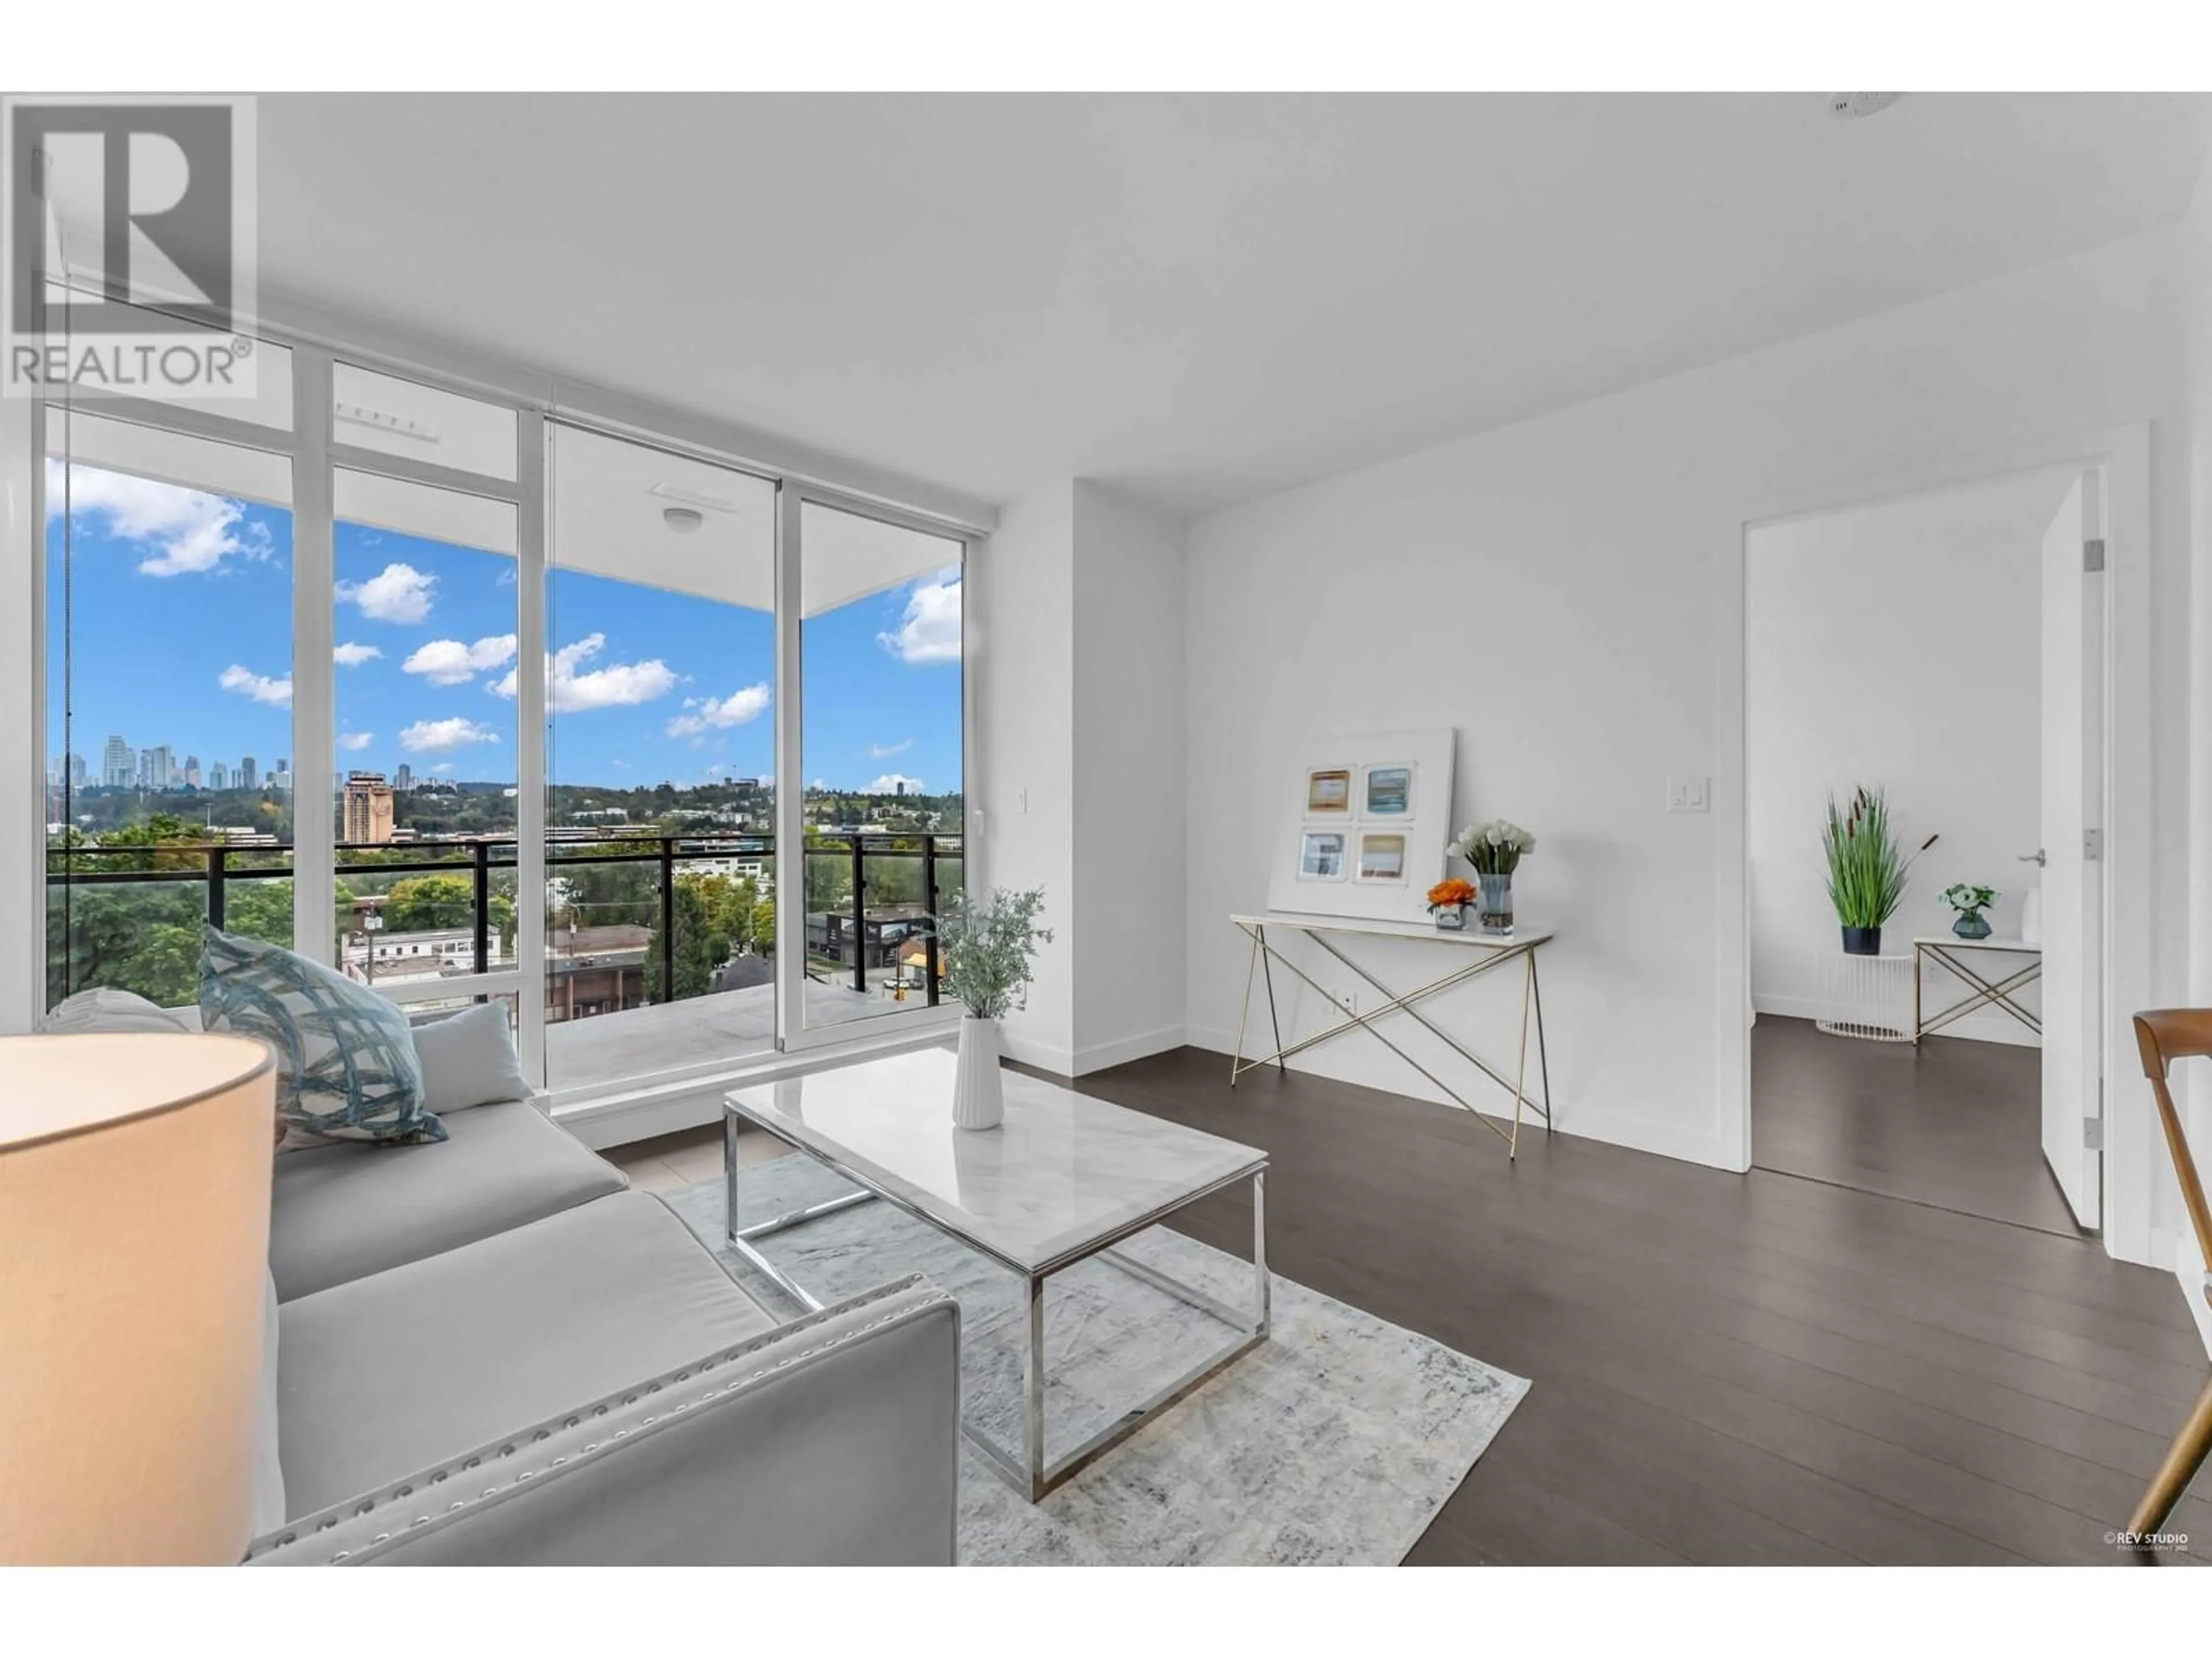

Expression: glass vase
xmin=1477 ymin=872 xmax=1514 ymax=937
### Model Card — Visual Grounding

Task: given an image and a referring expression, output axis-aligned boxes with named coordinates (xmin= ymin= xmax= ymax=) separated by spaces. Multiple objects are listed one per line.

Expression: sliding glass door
xmin=780 ymin=491 xmax=967 ymax=1047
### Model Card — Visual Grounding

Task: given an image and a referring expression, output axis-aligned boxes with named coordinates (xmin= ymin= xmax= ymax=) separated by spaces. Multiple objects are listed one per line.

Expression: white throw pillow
xmin=39 ymin=986 xmax=192 ymax=1035
xmin=410 ymin=1002 xmax=532 ymax=1116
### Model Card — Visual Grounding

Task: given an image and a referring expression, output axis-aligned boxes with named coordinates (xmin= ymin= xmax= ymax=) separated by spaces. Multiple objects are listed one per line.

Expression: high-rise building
xmin=275 ymin=757 xmax=288 ymax=774
xmin=342 ymin=772 xmax=396 ymax=844
xmin=270 ymin=765 xmax=293 ymax=793
xmin=145 ymin=745 xmax=175 ymax=790
xmin=184 ymin=756 xmax=201 ymax=789
xmin=101 ymin=735 xmax=132 ymax=789
xmin=209 ymin=761 xmax=229 ymax=791
xmin=240 ymin=757 xmax=257 ymax=790
xmin=67 ymin=753 xmax=87 ymax=789
xmin=393 ymin=763 xmax=414 ymax=793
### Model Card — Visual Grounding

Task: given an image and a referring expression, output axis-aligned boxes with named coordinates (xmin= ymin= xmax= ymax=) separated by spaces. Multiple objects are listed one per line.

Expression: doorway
xmin=1742 ymin=463 xmax=2107 ymax=1236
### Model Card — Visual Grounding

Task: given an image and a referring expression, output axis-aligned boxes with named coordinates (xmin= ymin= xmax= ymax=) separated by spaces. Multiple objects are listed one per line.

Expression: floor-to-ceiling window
xmin=792 ymin=497 xmax=965 ymax=1039
xmin=43 ymin=408 xmax=297 ymax=1007
xmin=331 ymin=463 xmax=521 ymax=1026
xmin=33 ymin=314 xmax=976 ymax=1095
xmin=543 ymin=423 xmax=778 ymax=1093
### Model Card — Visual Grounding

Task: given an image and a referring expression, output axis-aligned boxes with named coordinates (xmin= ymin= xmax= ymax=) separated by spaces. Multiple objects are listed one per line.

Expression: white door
xmin=2039 ymin=471 xmax=2103 ymax=1229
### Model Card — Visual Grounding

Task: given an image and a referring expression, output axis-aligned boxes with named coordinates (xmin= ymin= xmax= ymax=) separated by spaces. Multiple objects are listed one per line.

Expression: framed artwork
xmin=1362 ymin=764 xmax=1414 ymax=819
xmin=1267 ymin=726 xmax=1456 ymax=922
xmin=1356 ymin=832 xmax=1407 ymax=882
xmin=1305 ymin=768 xmax=1352 ymax=815
xmin=1298 ymin=831 xmax=1347 ymax=881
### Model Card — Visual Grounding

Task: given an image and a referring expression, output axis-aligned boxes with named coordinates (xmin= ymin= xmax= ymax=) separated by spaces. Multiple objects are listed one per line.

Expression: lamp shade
xmin=0 ymin=1033 xmax=276 ymax=1565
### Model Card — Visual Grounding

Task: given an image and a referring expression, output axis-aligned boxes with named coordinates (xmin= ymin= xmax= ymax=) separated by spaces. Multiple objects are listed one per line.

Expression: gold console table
xmin=1228 ymin=911 xmax=1554 ymax=1158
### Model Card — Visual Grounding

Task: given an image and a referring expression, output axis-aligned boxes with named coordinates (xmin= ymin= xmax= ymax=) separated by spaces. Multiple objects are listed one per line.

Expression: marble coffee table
xmin=724 ymin=1045 xmax=1268 ymax=1500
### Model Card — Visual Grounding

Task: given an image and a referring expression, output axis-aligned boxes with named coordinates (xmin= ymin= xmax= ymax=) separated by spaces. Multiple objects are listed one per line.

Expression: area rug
xmin=664 ymin=1157 xmax=1527 ymax=1565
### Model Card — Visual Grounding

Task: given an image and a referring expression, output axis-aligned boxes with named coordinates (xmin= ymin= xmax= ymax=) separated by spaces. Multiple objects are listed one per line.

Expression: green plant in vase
xmin=1821 ymin=786 xmax=1934 ymax=957
xmin=1940 ymin=882 xmax=1998 ymax=941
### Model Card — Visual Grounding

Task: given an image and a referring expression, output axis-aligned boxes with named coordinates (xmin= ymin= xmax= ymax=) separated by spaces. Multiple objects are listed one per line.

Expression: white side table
xmin=1814 ymin=948 xmax=1916 ymax=1042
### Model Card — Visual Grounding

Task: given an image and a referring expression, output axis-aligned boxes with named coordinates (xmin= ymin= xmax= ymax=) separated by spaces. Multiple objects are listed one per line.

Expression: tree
xmin=362 ymin=873 xmax=516 ymax=959
xmin=643 ymin=879 xmax=719 ymax=1004
xmin=749 ymin=896 xmax=775 ymax=956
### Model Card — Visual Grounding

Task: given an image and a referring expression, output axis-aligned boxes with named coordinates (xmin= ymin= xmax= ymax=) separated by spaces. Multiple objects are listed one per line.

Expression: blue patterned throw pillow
xmin=199 ymin=926 xmax=444 ymax=1145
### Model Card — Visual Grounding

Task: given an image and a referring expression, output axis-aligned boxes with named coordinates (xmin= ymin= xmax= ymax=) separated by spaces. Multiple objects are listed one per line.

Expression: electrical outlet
xmin=1667 ymin=776 xmax=1710 ymax=813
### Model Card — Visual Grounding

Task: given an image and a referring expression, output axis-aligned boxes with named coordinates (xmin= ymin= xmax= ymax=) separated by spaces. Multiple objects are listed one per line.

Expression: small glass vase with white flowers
xmin=1448 ymin=820 xmax=1536 ymax=936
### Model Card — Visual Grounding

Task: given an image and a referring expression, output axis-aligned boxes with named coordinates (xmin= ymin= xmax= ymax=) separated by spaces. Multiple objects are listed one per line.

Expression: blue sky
xmin=45 ymin=463 xmax=963 ymax=797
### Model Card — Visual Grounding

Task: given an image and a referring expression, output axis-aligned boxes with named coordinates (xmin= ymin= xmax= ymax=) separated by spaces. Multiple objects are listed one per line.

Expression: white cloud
xmin=867 ymin=738 xmax=914 ymax=760
xmin=332 ymin=642 xmax=382 ymax=666
xmin=48 ymin=459 xmax=272 ymax=577
xmin=403 ymin=633 xmax=517 ymax=686
xmin=488 ymin=633 xmax=677 ymax=712
xmin=876 ymin=573 xmax=961 ymax=665
xmin=399 ymin=717 xmax=501 ymax=754
xmin=335 ymin=562 xmax=436 ymax=624
xmin=665 ymin=681 xmax=771 ymax=737
xmin=866 ymin=772 xmax=925 ymax=794
xmin=337 ymin=731 xmax=373 ymax=752
xmin=430 ymin=762 xmax=456 ymax=775
xmin=217 ymin=664 xmax=291 ymax=707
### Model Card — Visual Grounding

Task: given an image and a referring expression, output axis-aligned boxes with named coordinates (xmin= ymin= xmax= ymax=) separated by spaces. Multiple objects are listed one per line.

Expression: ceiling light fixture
xmin=662 ymin=506 xmax=705 ymax=533
xmin=1829 ymin=92 xmax=1904 ymax=120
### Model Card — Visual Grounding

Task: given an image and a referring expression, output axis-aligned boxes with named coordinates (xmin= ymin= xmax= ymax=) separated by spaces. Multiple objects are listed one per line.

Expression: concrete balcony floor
xmin=542 ymin=976 xmax=922 ymax=1094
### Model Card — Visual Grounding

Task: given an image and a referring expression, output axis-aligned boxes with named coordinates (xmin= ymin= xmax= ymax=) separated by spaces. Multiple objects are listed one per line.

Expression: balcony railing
xmin=45 ymin=831 xmax=965 ymax=1015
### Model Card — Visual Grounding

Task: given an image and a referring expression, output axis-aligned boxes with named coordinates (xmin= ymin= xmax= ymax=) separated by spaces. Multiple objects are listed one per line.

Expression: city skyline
xmin=44 ymin=460 xmax=963 ymax=809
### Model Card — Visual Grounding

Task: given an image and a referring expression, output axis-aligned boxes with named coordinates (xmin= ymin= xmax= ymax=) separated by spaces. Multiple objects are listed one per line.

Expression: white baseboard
xmin=1752 ymin=991 xmax=2038 ymax=1048
xmin=997 ymin=1032 xmax=1076 ymax=1078
xmin=2160 ymin=1228 xmax=2212 ymax=1358
xmin=1071 ymin=1023 xmax=1187 ymax=1075
xmin=1182 ymin=1028 xmax=1734 ymax=1172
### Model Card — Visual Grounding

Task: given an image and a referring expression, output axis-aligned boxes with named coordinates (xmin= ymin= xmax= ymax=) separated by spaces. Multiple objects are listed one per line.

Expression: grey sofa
xmin=46 ymin=991 xmax=962 ymax=1566
xmin=249 ymin=1098 xmax=961 ymax=1566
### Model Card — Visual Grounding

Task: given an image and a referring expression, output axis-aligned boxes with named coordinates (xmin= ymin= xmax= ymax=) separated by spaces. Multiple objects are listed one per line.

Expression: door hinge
xmin=2084 ymin=828 xmax=2104 ymax=861
xmin=2084 ymin=1117 xmax=2103 ymax=1152
xmin=2083 ymin=538 xmax=2106 ymax=573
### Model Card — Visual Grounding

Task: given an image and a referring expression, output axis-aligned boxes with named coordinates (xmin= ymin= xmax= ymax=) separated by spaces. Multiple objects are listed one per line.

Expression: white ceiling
xmin=221 ymin=94 xmax=2212 ymax=513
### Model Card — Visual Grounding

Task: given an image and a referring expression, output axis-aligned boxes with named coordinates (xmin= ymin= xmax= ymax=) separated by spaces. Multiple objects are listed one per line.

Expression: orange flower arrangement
xmin=1426 ymin=877 xmax=1476 ymax=915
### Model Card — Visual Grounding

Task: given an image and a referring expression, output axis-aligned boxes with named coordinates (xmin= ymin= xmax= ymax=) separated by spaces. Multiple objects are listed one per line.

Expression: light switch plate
xmin=1667 ymin=777 xmax=1710 ymax=813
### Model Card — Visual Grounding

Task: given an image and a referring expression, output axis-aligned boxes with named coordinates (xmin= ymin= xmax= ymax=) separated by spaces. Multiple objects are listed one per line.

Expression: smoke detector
xmin=661 ymin=506 xmax=705 ymax=533
xmin=1830 ymin=92 xmax=1904 ymax=120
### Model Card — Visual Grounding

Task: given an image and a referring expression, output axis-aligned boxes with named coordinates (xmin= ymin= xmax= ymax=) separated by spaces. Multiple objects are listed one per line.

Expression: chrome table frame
xmin=1229 ymin=914 xmax=1555 ymax=1158
xmin=721 ymin=1098 xmax=1270 ymax=1503
xmin=1912 ymin=936 xmax=2043 ymax=1043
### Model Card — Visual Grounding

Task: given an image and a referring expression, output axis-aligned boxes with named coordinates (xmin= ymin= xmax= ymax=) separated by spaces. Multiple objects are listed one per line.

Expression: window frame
xmin=22 ymin=297 xmax=987 ymax=1097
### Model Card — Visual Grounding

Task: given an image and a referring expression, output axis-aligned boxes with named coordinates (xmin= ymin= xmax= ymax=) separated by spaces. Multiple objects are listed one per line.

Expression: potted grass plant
xmin=933 ymin=887 xmax=1051 ymax=1131
xmin=1821 ymin=787 xmax=1934 ymax=956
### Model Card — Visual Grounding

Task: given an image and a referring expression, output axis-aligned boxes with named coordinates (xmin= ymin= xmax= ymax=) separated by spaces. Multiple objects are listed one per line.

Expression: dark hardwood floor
xmin=1753 ymin=1014 xmax=2080 ymax=1236
xmin=1064 ymin=1045 xmax=2210 ymax=1566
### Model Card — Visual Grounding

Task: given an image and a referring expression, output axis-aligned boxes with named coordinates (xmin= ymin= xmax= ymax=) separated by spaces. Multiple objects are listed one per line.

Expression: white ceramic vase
xmin=952 ymin=1014 xmax=1005 ymax=1131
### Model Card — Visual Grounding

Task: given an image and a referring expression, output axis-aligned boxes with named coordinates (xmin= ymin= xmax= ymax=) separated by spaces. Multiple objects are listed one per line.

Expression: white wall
xmin=1071 ymin=481 xmax=1189 ymax=1071
xmin=2180 ymin=146 xmax=2212 ymax=1350
xmin=974 ymin=478 xmax=1190 ymax=1075
xmin=972 ymin=483 xmax=1077 ymax=1068
xmin=1184 ymin=227 xmax=2191 ymax=1184
xmin=1747 ymin=474 xmax=2069 ymax=1045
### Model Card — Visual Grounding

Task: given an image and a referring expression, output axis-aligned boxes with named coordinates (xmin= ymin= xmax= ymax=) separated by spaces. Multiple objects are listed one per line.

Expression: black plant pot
xmin=1840 ymin=926 xmax=1882 ymax=957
